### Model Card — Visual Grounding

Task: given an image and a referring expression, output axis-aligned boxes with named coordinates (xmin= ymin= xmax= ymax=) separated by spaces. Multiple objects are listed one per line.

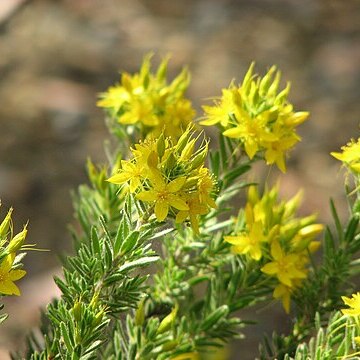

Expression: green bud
xmin=176 ymin=128 xmax=192 ymax=153
xmin=161 ymin=340 xmax=178 ymax=352
xmin=8 ymin=226 xmax=27 ymax=253
xmin=135 ymin=298 xmax=145 ymax=326
xmin=165 ymin=152 xmax=176 ymax=170
xmin=89 ymin=292 xmax=100 ymax=310
xmin=147 ymin=151 xmax=159 ymax=169
xmin=268 ymin=70 xmax=281 ymax=96
xmin=259 ymin=66 xmax=276 ymax=96
xmin=156 ymin=57 xmax=169 ymax=82
xmin=242 ymin=62 xmax=255 ymax=93
xmin=190 ymin=146 xmax=208 ymax=170
xmin=180 ymin=139 xmax=195 ymax=161
xmin=92 ymin=309 xmax=105 ymax=328
xmin=87 ymin=159 xmax=97 ymax=184
xmin=275 ymin=82 xmax=290 ymax=104
xmin=121 ymin=73 xmax=133 ymax=92
xmin=284 ymin=111 xmax=309 ymax=127
xmin=157 ymin=134 xmax=166 ymax=159
xmin=72 ymin=301 xmax=82 ymax=322
xmin=0 ymin=207 xmax=13 ymax=238
xmin=157 ymin=305 xmax=178 ymax=334
xmin=249 ymin=82 xmax=259 ymax=106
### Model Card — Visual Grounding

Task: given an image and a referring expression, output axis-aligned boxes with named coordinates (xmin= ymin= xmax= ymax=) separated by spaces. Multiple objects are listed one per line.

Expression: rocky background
xmin=0 ymin=0 xmax=359 ymax=358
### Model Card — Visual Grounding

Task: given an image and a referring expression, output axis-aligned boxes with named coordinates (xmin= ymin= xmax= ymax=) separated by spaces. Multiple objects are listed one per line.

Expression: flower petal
xmin=0 ymin=280 xmax=20 ymax=296
xmin=167 ymin=177 xmax=187 ymax=193
xmin=261 ymin=262 xmax=278 ymax=275
xmin=107 ymin=172 xmax=131 ymax=184
xmin=175 ymin=211 xmax=188 ymax=223
xmin=136 ymin=191 xmax=157 ymax=202
xmin=168 ymin=195 xmax=189 ymax=211
xmin=155 ymin=201 xmax=169 ymax=222
xmin=10 ymin=270 xmax=26 ymax=281
xmin=224 ymin=235 xmax=248 ymax=246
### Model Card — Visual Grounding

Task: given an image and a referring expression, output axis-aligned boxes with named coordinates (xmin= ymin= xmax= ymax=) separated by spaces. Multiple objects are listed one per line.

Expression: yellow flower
xmin=223 ymin=115 xmax=277 ymax=160
xmin=175 ymin=193 xmax=208 ymax=234
xmin=225 ymin=221 xmax=265 ymax=261
xmin=341 ymin=292 xmax=360 ymax=316
xmin=263 ymin=133 xmax=299 ymax=173
xmin=132 ymin=139 xmax=159 ymax=168
xmin=136 ymin=171 xmax=189 ymax=221
xmin=200 ymin=88 xmax=238 ymax=127
xmin=0 ymin=254 xmax=26 ymax=296
xmin=107 ymin=160 xmax=145 ymax=193
xmin=331 ymin=138 xmax=360 ymax=173
xmin=261 ymin=240 xmax=307 ymax=287
xmin=197 ymin=167 xmax=217 ymax=209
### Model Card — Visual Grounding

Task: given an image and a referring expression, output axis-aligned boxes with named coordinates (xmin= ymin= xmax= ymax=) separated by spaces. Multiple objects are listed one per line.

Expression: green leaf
xmin=118 ymin=256 xmax=159 ymax=273
xmin=120 ymin=231 xmax=140 ymax=254
xmin=201 ymin=305 xmax=229 ymax=331
xmin=60 ymin=321 xmax=73 ymax=352
xmin=330 ymin=199 xmax=343 ymax=243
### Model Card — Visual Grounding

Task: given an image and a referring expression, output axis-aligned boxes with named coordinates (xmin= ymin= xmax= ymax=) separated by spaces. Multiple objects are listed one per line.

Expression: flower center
xmin=157 ymin=190 xmax=169 ymax=201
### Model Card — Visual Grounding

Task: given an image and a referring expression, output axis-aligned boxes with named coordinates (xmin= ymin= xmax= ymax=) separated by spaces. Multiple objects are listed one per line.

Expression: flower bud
xmin=176 ymin=128 xmax=192 ymax=153
xmin=0 ymin=208 xmax=13 ymax=239
xmin=8 ymin=226 xmax=27 ymax=253
xmin=298 ymin=224 xmax=324 ymax=239
xmin=92 ymin=309 xmax=105 ymax=328
xmin=156 ymin=134 xmax=165 ymax=159
xmin=157 ymin=305 xmax=178 ymax=334
xmin=72 ymin=300 xmax=82 ymax=322
xmin=190 ymin=146 xmax=207 ymax=170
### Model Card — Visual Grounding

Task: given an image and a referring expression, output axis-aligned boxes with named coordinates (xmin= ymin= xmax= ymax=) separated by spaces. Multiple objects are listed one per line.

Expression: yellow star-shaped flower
xmin=136 ymin=171 xmax=189 ymax=221
xmin=0 ymin=254 xmax=26 ymax=296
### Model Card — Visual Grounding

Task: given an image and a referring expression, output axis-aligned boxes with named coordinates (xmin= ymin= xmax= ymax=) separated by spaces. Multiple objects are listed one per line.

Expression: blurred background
xmin=0 ymin=0 xmax=359 ymax=358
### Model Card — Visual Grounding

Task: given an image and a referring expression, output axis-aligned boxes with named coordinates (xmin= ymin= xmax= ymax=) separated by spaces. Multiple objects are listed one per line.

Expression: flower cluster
xmin=97 ymin=55 xmax=195 ymax=139
xmin=201 ymin=63 xmax=309 ymax=172
xmin=0 ymin=205 xmax=28 ymax=296
xmin=107 ymin=127 xmax=217 ymax=233
xmin=331 ymin=138 xmax=360 ymax=175
xmin=225 ymin=185 xmax=323 ymax=312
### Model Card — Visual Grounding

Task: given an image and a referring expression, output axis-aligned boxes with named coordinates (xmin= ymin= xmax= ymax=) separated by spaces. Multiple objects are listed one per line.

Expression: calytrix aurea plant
xmin=11 ymin=55 xmax=360 ymax=359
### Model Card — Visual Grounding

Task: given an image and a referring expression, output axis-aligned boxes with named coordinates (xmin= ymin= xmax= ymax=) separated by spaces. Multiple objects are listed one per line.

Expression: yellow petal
xmin=244 ymin=139 xmax=258 ymax=159
xmin=278 ymin=273 xmax=293 ymax=287
xmin=250 ymin=245 xmax=262 ymax=260
xmin=175 ymin=211 xmax=188 ymax=223
xmin=136 ymin=191 xmax=157 ymax=202
xmin=0 ymin=280 xmax=20 ymax=296
xmin=107 ymin=172 xmax=130 ymax=184
xmin=155 ymin=201 xmax=169 ymax=221
xmin=168 ymin=195 xmax=189 ymax=211
xmin=261 ymin=262 xmax=278 ymax=275
xmin=167 ymin=177 xmax=187 ymax=193
xmin=10 ymin=270 xmax=26 ymax=281
xmin=224 ymin=235 xmax=248 ymax=246
xmin=223 ymin=127 xmax=244 ymax=138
